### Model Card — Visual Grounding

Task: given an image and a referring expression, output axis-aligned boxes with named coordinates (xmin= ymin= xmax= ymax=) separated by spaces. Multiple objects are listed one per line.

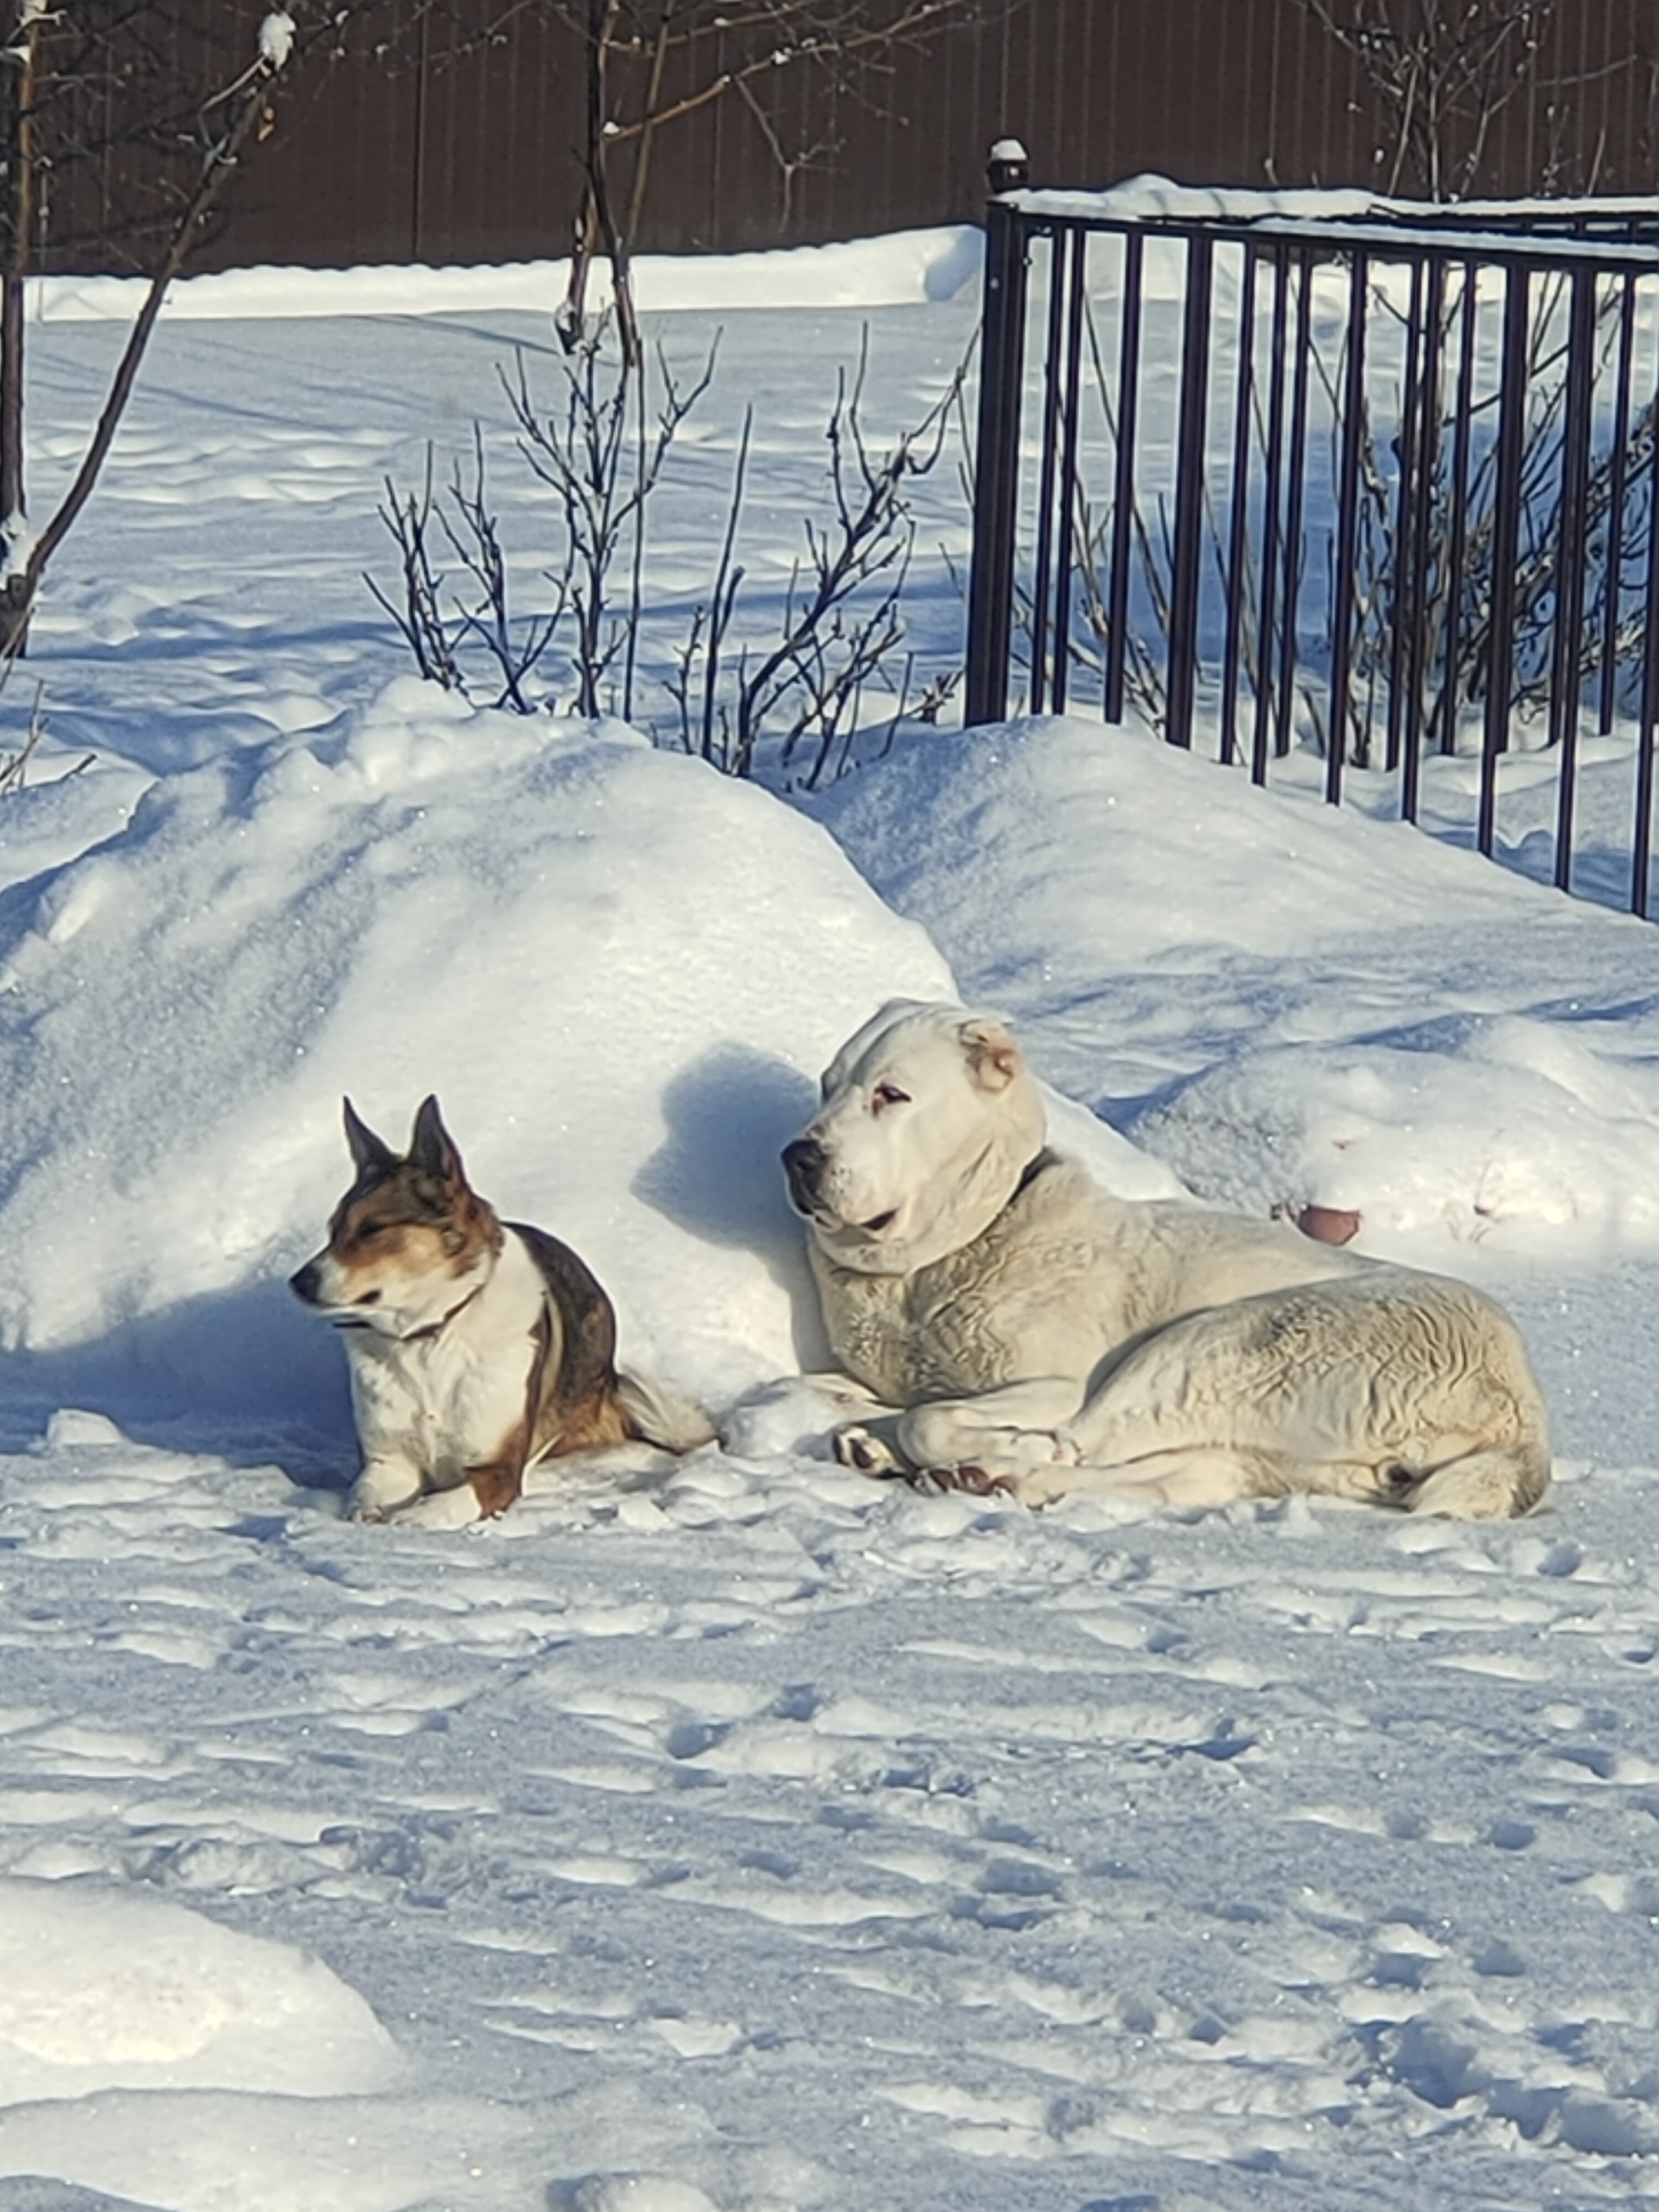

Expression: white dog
xmin=782 ymin=1001 xmax=1550 ymax=1517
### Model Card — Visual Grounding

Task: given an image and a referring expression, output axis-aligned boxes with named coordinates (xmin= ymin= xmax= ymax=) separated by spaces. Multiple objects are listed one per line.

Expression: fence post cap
xmin=988 ymin=139 xmax=1030 ymax=194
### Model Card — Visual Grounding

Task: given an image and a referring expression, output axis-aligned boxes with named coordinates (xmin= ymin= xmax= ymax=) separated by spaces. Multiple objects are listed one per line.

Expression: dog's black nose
xmin=782 ymin=1136 xmax=827 ymax=1212
xmin=289 ymin=1261 xmax=322 ymax=1306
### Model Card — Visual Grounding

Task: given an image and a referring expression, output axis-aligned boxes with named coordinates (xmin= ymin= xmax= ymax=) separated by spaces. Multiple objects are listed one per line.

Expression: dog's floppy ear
xmin=959 ymin=1016 xmax=1023 ymax=1092
xmin=342 ymin=1098 xmax=397 ymax=1176
xmin=409 ymin=1094 xmax=467 ymax=1186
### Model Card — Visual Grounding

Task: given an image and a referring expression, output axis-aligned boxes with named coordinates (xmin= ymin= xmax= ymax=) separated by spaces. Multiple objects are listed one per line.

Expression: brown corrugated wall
xmin=30 ymin=2 xmax=1659 ymax=273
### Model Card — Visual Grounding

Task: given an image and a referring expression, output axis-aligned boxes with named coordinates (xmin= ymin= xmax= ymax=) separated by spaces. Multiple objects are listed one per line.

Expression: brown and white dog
xmin=291 ymin=1096 xmax=711 ymax=1528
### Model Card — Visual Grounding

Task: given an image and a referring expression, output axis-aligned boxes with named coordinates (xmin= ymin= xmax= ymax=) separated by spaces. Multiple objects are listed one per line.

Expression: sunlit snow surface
xmin=0 ymin=232 xmax=1658 ymax=2212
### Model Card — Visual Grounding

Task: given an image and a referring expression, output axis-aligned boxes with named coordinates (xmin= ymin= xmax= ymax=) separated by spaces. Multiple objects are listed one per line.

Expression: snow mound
xmin=1128 ymin=1014 xmax=1659 ymax=1262
xmin=0 ymin=2089 xmax=542 ymax=2212
xmin=0 ymin=1878 xmax=398 ymax=2105
xmin=811 ymin=712 xmax=1529 ymax=982
xmin=0 ymin=683 xmax=953 ymax=1416
xmin=33 ymin=224 xmax=984 ymax=325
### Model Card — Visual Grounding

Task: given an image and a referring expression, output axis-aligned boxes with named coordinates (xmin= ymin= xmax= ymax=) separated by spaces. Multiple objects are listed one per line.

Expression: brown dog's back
xmin=515 ymin=1222 xmax=636 ymax=1464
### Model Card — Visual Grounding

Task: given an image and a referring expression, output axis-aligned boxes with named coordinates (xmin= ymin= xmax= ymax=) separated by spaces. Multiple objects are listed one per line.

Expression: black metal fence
xmin=964 ymin=181 xmax=1659 ymax=917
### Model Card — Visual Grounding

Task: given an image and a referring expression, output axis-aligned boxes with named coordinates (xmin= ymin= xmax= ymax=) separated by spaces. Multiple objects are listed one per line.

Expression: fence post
xmin=1325 ymin=248 xmax=1368 ymax=804
xmin=1104 ymin=229 xmax=1145 ymax=728
xmin=1479 ymin=264 xmax=1530 ymax=858
xmin=964 ymin=143 xmax=1031 ymax=727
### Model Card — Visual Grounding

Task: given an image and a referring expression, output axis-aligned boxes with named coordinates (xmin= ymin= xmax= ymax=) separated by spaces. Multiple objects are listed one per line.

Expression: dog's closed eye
xmin=872 ymin=1083 xmax=910 ymax=1112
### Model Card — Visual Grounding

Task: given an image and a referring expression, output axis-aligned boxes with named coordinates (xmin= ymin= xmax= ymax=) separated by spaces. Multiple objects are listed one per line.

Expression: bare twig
xmin=365 ymin=451 xmax=467 ymax=693
xmin=671 ymin=330 xmax=964 ymax=780
xmin=1 ymin=6 xmax=311 ymax=658
xmin=506 ymin=326 xmax=717 ymax=717
xmin=541 ymin=0 xmax=1017 ymax=347
xmin=1292 ymin=0 xmax=1569 ymax=200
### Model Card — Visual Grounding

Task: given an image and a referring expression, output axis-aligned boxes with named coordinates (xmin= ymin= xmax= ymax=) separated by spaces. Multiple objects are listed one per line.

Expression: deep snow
xmin=0 ymin=231 xmax=1658 ymax=2212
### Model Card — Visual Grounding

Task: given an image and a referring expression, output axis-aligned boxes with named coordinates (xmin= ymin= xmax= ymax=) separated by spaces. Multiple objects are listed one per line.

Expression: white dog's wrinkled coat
xmin=782 ymin=1001 xmax=1550 ymax=1516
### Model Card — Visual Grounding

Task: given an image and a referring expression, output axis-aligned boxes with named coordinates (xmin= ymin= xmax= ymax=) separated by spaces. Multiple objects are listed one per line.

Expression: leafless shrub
xmin=370 ymin=328 xmax=713 ymax=719
xmin=1292 ymin=0 xmax=1567 ymax=200
xmin=370 ymin=325 xmax=961 ymax=781
xmin=366 ymin=433 xmax=565 ymax=712
xmin=0 ymin=675 xmax=92 ymax=801
xmin=505 ymin=329 xmax=717 ymax=720
xmin=667 ymin=336 xmax=963 ymax=784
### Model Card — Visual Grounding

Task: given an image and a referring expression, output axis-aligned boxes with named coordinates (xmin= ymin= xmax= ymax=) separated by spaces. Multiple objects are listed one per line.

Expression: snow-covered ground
xmin=3 ymin=232 xmax=1659 ymax=2212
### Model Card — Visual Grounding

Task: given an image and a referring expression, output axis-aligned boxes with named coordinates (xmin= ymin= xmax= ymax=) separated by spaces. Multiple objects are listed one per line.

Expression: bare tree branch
xmin=1292 ymin=0 xmax=1570 ymax=200
xmin=412 ymin=0 xmax=1024 ymax=347
xmin=0 ymin=4 xmax=372 ymax=658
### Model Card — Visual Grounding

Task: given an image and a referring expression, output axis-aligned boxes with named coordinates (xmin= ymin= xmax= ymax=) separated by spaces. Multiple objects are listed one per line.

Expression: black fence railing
xmin=963 ymin=177 xmax=1659 ymax=917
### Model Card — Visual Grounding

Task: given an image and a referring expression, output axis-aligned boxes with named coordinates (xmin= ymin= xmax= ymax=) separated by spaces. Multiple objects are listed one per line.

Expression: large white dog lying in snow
xmin=782 ymin=1001 xmax=1550 ymax=1518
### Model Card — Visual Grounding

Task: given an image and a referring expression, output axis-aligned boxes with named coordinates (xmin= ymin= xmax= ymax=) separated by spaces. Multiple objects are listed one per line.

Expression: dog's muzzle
xmin=289 ymin=1259 xmax=324 ymax=1306
xmin=782 ymin=1135 xmax=829 ymax=1217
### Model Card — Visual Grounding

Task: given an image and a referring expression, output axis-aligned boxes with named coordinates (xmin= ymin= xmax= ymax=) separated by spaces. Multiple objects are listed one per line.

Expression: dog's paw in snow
xmin=833 ymin=1423 xmax=905 ymax=1476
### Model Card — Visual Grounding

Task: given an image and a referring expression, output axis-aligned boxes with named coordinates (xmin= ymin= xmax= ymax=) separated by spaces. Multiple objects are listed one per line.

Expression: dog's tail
xmin=617 ymin=1368 xmax=716 ymax=1455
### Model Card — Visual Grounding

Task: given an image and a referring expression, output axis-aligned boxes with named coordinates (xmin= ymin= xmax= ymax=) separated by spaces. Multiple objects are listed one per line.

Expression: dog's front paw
xmin=350 ymin=1462 xmax=423 ymax=1522
xmin=834 ymin=1423 xmax=903 ymax=1477
xmin=920 ymin=1463 xmax=1016 ymax=1498
xmin=918 ymin=1432 xmax=1080 ymax=1508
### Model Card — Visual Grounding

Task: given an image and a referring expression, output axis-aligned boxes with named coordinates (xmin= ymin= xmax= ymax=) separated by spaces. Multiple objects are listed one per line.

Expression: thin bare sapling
xmin=669 ymin=334 xmax=963 ymax=782
xmin=366 ymin=433 xmax=566 ymax=709
xmin=505 ymin=328 xmax=718 ymax=720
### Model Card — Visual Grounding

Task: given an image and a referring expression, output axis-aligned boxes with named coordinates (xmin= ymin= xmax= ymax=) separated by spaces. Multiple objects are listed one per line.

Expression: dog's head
xmin=289 ymin=1095 xmax=502 ymax=1336
xmin=782 ymin=1000 xmax=1047 ymax=1276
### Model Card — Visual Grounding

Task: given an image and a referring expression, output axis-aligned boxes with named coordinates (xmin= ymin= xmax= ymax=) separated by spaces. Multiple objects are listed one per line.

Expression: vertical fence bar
xmin=1274 ymin=254 xmax=1313 ymax=762
xmin=1325 ymin=251 xmax=1369 ymax=806
xmin=1220 ymin=244 xmax=1258 ymax=769
xmin=1440 ymin=260 xmax=1479 ymax=755
xmin=1599 ymin=268 xmax=1638 ymax=736
xmin=1253 ymin=244 xmax=1291 ymax=785
xmin=1027 ymin=227 xmax=1069 ymax=716
xmin=1103 ymin=228 xmax=1145 ymax=727
xmin=1166 ymin=232 xmax=1215 ymax=751
xmin=1401 ymin=255 xmax=1445 ymax=823
xmin=1386 ymin=260 xmax=1425 ymax=779
xmin=1049 ymin=226 xmax=1089 ymax=716
xmin=1551 ymin=266 xmax=1598 ymax=893
xmin=964 ymin=194 xmax=1030 ymax=727
xmin=1479 ymin=264 xmax=1531 ymax=859
xmin=1634 ymin=324 xmax=1659 ymax=916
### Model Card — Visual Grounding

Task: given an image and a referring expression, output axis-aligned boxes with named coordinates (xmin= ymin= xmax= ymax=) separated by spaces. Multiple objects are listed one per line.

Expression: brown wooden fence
xmin=32 ymin=2 xmax=1659 ymax=275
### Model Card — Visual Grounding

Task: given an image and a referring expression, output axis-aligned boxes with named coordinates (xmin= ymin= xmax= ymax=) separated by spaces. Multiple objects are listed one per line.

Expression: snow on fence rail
xmin=963 ymin=171 xmax=1659 ymax=917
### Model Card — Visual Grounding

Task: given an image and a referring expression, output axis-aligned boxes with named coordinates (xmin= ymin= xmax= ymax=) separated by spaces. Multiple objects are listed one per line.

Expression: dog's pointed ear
xmin=409 ymin=1094 xmax=466 ymax=1186
xmin=959 ymin=1016 xmax=1023 ymax=1092
xmin=342 ymin=1098 xmax=397 ymax=1175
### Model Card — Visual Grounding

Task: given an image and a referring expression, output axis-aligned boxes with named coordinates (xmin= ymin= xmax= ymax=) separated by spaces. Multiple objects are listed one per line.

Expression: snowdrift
xmin=0 ymin=1878 xmax=398 ymax=2105
xmin=0 ymin=685 xmax=1161 ymax=1441
xmin=0 ymin=684 xmax=949 ymax=1420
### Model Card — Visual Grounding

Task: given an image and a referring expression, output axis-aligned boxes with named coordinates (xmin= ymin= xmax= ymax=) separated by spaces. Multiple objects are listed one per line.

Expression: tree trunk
xmin=1 ymin=6 xmax=41 ymax=655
